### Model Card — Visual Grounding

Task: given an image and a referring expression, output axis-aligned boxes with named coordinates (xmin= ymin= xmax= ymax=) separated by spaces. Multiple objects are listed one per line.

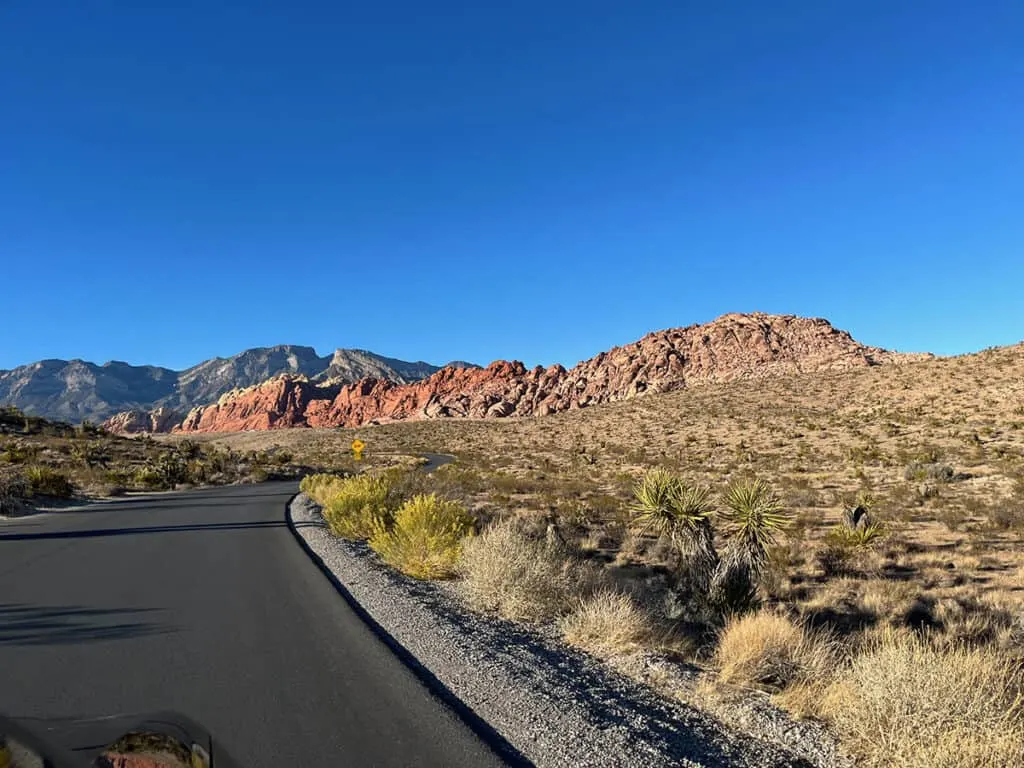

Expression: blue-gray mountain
xmin=0 ymin=346 xmax=464 ymax=423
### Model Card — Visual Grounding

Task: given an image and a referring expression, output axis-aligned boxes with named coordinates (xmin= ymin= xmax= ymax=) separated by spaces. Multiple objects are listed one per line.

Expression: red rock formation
xmin=164 ymin=313 xmax=915 ymax=433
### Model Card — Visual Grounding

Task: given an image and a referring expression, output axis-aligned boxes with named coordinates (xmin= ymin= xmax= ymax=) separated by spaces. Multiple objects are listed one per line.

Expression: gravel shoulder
xmin=289 ymin=493 xmax=845 ymax=768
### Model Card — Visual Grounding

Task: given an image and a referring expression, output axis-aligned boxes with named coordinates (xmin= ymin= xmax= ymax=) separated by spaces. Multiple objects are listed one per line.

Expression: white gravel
xmin=289 ymin=494 xmax=838 ymax=768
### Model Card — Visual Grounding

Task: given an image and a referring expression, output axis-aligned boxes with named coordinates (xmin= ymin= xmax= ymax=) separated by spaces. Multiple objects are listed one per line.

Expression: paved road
xmin=0 ymin=483 xmax=506 ymax=767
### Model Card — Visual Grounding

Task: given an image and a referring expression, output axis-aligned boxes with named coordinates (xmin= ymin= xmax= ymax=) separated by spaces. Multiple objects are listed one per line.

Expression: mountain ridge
xmin=156 ymin=312 xmax=933 ymax=434
xmin=0 ymin=345 xmax=452 ymax=423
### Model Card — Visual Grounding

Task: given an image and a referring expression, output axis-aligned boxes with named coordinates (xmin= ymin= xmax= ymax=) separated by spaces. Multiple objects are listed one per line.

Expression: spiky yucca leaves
xmin=714 ymin=478 xmax=791 ymax=613
xmin=719 ymin=478 xmax=790 ymax=567
xmin=631 ymin=469 xmax=718 ymax=592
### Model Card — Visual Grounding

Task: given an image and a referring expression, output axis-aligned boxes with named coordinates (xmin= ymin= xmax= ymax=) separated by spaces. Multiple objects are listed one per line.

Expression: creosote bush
xmin=559 ymin=588 xmax=653 ymax=657
xmin=368 ymin=493 xmax=475 ymax=580
xmin=459 ymin=517 xmax=602 ymax=623
xmin=821 ymin=631 xmax=1024 ymax=768
xmin=715 ymin=611 xmax=834 ymax=693
xmin=302 ymin=472 xmax=391 ymax=540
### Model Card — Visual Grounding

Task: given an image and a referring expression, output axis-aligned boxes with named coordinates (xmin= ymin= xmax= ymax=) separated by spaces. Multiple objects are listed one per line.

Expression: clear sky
xmin=2 ymin=2 xmax=1022 ymax=371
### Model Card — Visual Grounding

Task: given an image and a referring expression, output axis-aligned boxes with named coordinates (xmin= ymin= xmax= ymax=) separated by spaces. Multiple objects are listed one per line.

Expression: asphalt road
xmin=0 ymin=482 xmax=506 ymax=767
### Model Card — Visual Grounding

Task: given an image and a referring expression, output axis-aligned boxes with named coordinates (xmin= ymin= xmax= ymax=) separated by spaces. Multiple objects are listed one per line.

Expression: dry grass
xmin=368 ymin=493 xmax=475 ymax=580
xmin=714 ymin=611 xmax=834 ymax=693
xmin=458 ymin=517 xmax=600 ymax=622
xmin=559 ymin=588 xmax=653 ymax=657
xmin=821 ymin=631 xmax=1024 ymax=768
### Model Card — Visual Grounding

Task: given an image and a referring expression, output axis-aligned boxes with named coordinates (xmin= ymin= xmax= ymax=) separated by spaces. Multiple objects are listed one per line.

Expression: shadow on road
xmin=0 ymin=604 xmax=173 ymax=646
xmin=0 ymin=521 xmax=289 ymax=542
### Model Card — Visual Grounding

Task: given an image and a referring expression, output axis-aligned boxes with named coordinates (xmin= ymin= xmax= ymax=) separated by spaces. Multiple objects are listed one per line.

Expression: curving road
xmin=0 ymin=482 xmax=506 ymax=767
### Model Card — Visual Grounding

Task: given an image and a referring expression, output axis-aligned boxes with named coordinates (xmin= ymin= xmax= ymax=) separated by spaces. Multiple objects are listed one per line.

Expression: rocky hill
xmin=0 ymin=346 xmax=445 ymax=424
xmin=162 ymin=313 xmax=923 ymax=434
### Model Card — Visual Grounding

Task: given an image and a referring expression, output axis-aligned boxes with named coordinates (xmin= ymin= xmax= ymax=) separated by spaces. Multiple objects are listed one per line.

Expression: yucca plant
xmin=713 ymin=478 xmax=791 ymax=613
xmin=824 ymin=518 xmax=887 ymax=552
xmin=631 ymin=468 xmax=718 ymax=592
xmin=719 ymin=478 xmax=790 ymax=568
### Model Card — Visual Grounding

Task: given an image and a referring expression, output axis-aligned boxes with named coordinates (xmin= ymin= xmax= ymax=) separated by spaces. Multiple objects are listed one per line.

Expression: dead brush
xmin=821 ymin=629 xmax=1024 ymax=768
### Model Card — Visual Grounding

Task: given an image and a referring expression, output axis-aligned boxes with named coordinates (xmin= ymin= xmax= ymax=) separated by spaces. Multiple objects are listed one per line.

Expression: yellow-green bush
xmin=369 ymin=493 xmax=474 ymax=579
xmin=133 ymin=465 xmax=166 ymax=489
xmin=303 ymin=473 xmax=391 ymax=540
xmin=24 ymin=466 xmax=75 ymax=498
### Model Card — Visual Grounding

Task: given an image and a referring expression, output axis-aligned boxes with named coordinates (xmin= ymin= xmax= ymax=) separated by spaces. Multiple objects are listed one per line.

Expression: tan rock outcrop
xmin=102 ymin=407 xmax=182 ymax=435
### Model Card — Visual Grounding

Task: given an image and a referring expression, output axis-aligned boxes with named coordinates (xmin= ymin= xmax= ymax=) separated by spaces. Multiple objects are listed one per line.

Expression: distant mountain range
xmin=0 ymin=346 xmax=467 ymax=423
xmin=115 ymin=313 xmax=931 ymax=434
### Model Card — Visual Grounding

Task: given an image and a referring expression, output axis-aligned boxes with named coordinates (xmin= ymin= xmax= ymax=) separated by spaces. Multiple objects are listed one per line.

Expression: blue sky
xmin=2 ymin=2 xmax=1022 ymax=371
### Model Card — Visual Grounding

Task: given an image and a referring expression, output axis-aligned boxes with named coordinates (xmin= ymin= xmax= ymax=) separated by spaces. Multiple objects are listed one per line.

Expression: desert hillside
xmin=123 ymin=312 xmax=923 ymax=434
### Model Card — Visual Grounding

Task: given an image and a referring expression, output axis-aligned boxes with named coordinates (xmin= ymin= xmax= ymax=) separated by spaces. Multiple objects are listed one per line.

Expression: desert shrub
xmin=430 ymin=464 xmax=487 ymax=496
xmin=133 ymin=465 xmax=166 ymax=489
xmin=0 ymin=468 xmax=28 ymax=514
xmin=715 ymin=611 xmax=834 ymax=693
xmin=382 ymin=467 xmax=432 ymax=507
xmin=933 ymin=596 xmax=1024 ymax=650
xmin=459 ymin=517 xmax=601 ymax=623
xmin=185 ymin=459 xmax=212 ymax=484
xmin=299 ymin=472 xmax=342 ymax=500
xmin=904 ymin=462 xmax=955 ymax=483
xmin=70 ymin=441 xmax=108 ymax=468
xmin=985 ymin=502 xmax=1024 ymax=532
xmin=24 ymin=466 xmax=74 ymax=498
xmin=818 ymin=516 xmax=887 ymax=577
xmin=559 ymin=588 xmax=653 ymax=657
xmin=822 ymin=632 xmax=1024 ymax=768
xmin=824 ymin=520 xmax=887 ymax=550
xmin=104 ymin=467 xmax=134 ymax=487
xmin=369 ymin=493 xmax=474 ymax=579
xmin=176 ymin=439 xmax=200 ymax=459
xmin=0 ymin=442 xmax=38 ymax=464
xmin=305 ymin=473 xmax=391 ymax=540
xmin=152 ymin=451 xmax=188 ymax=486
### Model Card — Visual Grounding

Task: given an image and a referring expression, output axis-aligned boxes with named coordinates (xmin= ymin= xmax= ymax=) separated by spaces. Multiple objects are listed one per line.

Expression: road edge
xmin=284 ymin=492 xmax=533 ymax=768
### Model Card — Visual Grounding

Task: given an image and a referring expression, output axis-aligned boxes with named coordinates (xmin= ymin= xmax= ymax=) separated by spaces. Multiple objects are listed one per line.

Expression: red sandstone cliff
xmin=131 ymin=313 xmax=914 ymax=434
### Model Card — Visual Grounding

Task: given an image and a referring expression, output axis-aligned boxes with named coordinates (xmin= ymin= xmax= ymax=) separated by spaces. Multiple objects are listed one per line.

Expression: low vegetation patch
xmin=0 ymin=408 xmax=306 ymax=505
xmin=821 ymin=631 xmax=1024 ymax=768
xmin=459 ymin=517 xmax=601 ymax=622
xmin=559 ymin=588 xmax=653 ymax=657
xmin=714 ymin=611 xmax=834 ymax=693
xmin=301 ymin=473 xmax=391 ymax=540
xmin=0 ymin=468 xmax=28 ymax=514
xmin=369 ymin=493 xmax=475 ymax=579
xmin=24 ymin=466 xmax=74 ymax=498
